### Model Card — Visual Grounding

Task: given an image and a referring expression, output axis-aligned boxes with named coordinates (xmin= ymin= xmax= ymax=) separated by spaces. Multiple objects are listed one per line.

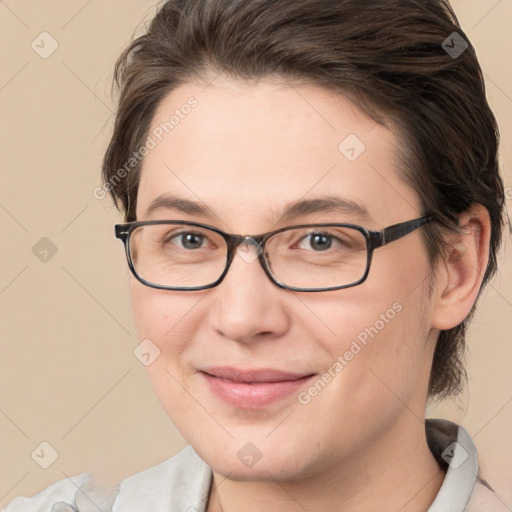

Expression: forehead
xmin=136 ymin=77 xmax=420 ymax=228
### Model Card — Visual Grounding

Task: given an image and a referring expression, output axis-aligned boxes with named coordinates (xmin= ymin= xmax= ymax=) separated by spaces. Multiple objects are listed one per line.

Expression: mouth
xmin=199 ymin=367 xmax=316 ymax=409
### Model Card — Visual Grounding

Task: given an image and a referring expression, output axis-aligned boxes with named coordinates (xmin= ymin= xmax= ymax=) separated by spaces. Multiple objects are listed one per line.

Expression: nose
xmin=209 ymin=242 xmax=290 ymax=343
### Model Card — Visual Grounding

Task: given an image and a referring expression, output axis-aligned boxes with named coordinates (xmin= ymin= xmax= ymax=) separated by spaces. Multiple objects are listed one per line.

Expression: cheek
xmin=129 ymin=280 xmax=201 ymax=391
xmin=129 ymin=280 xmax=203 ymax=429
xmin=265 ymin=290 xmax=431 ymax=473
xmin=130 ymin=279 xmax=201 ymax=344
xmin=301 ymin=259 xmax=433 ymax=411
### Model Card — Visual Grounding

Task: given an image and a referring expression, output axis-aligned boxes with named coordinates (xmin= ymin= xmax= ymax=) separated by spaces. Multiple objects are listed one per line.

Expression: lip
xmin=200 ymin=367 xmax=316 ymax=409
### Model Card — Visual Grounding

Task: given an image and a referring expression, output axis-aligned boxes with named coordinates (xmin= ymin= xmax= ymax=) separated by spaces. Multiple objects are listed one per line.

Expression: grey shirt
xmin=3 ymin=419 xmax=509 ymax=511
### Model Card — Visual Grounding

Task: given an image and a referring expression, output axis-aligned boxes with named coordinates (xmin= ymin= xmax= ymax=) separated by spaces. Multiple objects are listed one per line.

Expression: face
xmin=130 ymin=77 xmax=438 ymax=480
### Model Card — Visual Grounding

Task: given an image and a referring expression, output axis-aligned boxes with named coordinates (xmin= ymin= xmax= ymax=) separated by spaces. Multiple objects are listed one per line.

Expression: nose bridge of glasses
xmin=231 ymin=235 xmax=264 ymax=264
xmin=215 ymin=233 xmax=268 ymax=287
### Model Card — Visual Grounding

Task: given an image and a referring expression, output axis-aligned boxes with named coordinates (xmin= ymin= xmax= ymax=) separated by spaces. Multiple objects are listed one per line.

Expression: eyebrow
xmin=145 ymin=195 xmax=215 ymax=218
xmin=276 ymin=196 xmax=371 ymax=223
xmin=143 ymin=194 xmax=371 ymax=224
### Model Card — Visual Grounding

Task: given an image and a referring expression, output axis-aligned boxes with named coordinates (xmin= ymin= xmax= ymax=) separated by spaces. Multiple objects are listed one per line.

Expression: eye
xmin=166 ymin=231 xmax=207 ymax=250
xmin=298 ymin=232 xmax=341 ymax=251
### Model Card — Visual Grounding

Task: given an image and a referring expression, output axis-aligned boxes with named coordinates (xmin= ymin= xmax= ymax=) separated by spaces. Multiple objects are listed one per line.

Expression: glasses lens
xmin=265 ymin=225 xmax=368 ymax=289
xmin=129 ymin=223 xmax=227 ymax=288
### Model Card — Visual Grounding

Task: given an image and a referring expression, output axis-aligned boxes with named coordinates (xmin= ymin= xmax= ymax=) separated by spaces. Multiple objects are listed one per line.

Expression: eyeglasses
xmin=115 ymin=216 xmax=433 ymax=292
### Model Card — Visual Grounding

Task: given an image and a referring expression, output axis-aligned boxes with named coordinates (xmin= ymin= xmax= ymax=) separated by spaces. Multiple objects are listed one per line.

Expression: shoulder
xmin=1 ymin=473 xmax=91 ymax=512
xmin=466 ymin=479 xmax=511 ymax=512
xmin=112 ymin=445 xmax=212 ymax=511
xmin=1 ymin=447 xmax=212 ymax=512
xmin=425 ymin=418 xmax=509 ymax=512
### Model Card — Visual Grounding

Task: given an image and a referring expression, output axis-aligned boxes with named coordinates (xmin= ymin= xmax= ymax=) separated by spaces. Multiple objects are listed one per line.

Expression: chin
xmin=195 ymin=439 xmax=319 ymax=482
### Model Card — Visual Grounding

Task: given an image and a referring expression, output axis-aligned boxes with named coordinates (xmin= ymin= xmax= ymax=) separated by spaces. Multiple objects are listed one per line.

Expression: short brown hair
xmin=102 ymin=0 xmax=506 ymax=400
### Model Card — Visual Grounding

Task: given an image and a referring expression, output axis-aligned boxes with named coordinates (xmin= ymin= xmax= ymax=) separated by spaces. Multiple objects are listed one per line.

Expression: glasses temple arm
xmin=377 ymin=216 xmax=434 ymax=247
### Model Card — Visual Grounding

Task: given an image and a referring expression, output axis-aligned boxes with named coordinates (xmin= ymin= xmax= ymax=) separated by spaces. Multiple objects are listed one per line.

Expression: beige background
xmin=1 ymin=0 xmax=511 ymax=507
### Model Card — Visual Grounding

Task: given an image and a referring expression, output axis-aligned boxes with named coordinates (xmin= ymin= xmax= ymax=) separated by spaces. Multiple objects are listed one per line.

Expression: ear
xmin=431 ymin=204 xmax=491 ymax=330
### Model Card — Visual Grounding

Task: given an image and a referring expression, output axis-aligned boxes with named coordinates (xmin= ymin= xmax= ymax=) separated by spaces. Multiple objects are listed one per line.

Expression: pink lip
xmin=200 ymin=367 xmax=315 ymax=409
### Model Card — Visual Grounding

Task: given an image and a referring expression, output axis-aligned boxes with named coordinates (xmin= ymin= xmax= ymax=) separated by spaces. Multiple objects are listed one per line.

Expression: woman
xmin=4 ymin=0 xmax=508 ymax=510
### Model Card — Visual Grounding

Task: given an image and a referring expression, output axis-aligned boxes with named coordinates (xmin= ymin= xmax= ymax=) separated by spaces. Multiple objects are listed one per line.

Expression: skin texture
xmin=129 ymin=77 xmax=490 ymax=512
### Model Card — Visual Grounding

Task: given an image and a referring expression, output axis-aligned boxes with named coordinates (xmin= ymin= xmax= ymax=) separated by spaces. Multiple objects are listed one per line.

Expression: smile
xmin=200 ymin=367 xmax=316 ymax=409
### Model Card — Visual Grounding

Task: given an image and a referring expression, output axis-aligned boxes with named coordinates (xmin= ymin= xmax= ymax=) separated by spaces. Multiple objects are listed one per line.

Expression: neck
xmin=206 ymin=413 xmax=445 ymax=512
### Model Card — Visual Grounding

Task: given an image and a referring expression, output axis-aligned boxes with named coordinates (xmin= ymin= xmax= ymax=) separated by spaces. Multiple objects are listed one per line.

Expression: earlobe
xmin=431 ymin=204 xmax=491 ymax=331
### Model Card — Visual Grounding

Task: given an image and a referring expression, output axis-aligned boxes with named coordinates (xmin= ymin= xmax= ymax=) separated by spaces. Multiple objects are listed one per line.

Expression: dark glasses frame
xmin=115 ymin=216 xmax=434 ymax=292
